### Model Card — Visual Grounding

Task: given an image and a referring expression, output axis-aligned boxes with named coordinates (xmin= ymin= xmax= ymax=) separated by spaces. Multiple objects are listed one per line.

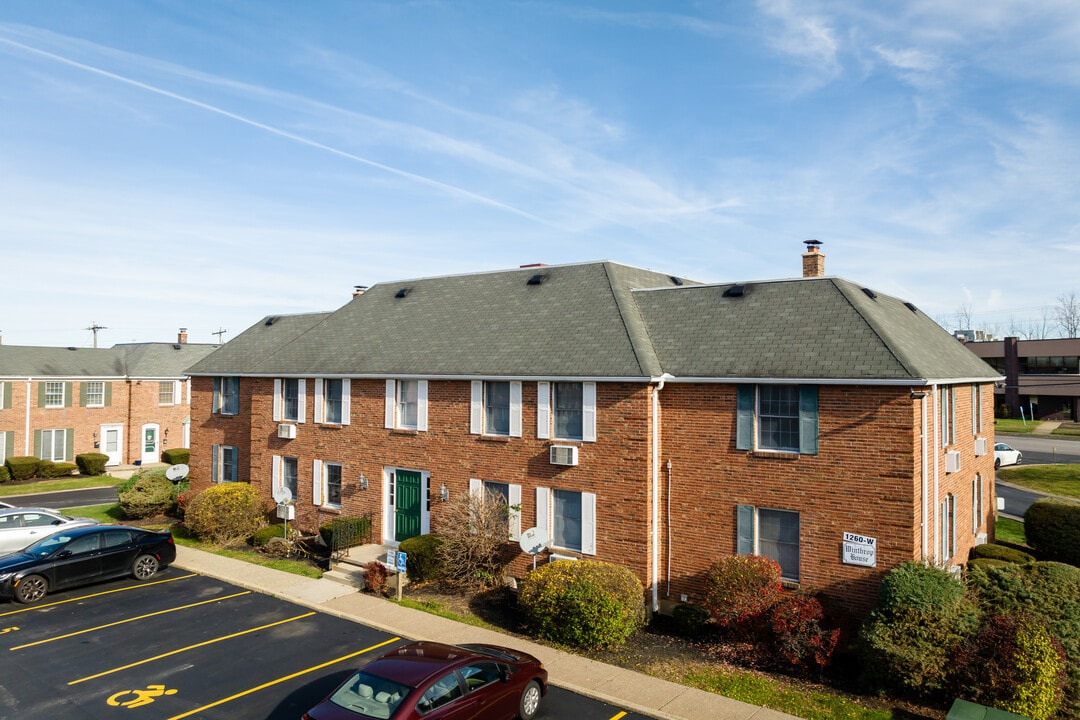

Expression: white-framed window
xmin=44 ymin=381 xmax=65 ymax=408
xmin=941 ymin=494 xmax=956 ymax=562
xmin=385 ymin=379 xmax=428 ymax=431
xmin=940 ymin=386 xmax=955 ymax=447
xmin=535 ymin=487 xmax=596 ymax=555
xmin=972 ymin=474 xmax=983 ymax=534
xmin=470 ymin=380 xmax=522 ymax=437
xmin=158 ymin=381 xmax=175 ymax=405
xmin=272 ymin=455 xmax=300 ymax=500
xmin=312 ymin=459 xmax=342 ymax=508
xmin=737 ymin=505 xmax=800 ymax=582
xmin=272 ymin=379 xmax=306 ymax=423
xmin=537 ymin=381 xmax=597 ymax=441
xmin=469 ymin=478 xmax=522 ymax=540
xmin=84 ymin=381 xmax=105 ymax=407
xmin=735 ymin=385 xmax=818 ymax=454
xmin=211 ymin=444 xmax=239 ymax=483
xmin=38 ymin=428 xmax=69 ymax=462
xmin=213 ymin=377 xmax=240 ymax=415
xmin=0 ymin=381 xmax=10 ymax=411
xmin=314 ymin=378 xmax=350 ymax=425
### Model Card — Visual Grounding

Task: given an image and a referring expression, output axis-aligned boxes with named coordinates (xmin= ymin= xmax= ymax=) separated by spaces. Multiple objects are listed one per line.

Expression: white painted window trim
xmin=537 ymin=486 xmax=595 ymax=555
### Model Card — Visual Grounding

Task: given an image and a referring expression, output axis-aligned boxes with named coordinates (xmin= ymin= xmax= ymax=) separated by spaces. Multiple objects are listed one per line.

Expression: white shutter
xmin=273 ymin=379 xmax=282 ymax=421
xmin=583 ymin=382 xmax=597 ymax=442
xmin=508 ymin=483 xmax=522 ymax=541
xmin=469 ymin=478 xmax=483 ymax=498
xmin=417 ymin=380 xmax=428 ymax=432
xmin=297 ymin=379 xmax=306 ymax=423
xmin=272 ymin=455 xmax=282 ymax=493
xmin=536 ymin=487 xmax=551 ymax=537
xmin=314 ymin=379 xmax=324 ymax=423
xmin=385 ymin=379 xmax=396 ymax=428
xmin=470 ymin=381 xmax=483 ymax=434
xmin=312 ymin=459 xmax=323 ymax=506
xmin=510 ymin=381 xmax=522 ymax=437
xmin=582 ymin=492 xmax=597 ymax=555
xmin=174 ymin=380 xmax=182 ymax=406
xmin=341 ymin=379 xmax=351 ymax=425
xmin=536 ymin=382 xmax=550 ymax=439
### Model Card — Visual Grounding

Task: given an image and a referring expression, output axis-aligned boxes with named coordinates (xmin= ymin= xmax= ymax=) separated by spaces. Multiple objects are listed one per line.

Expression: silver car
xmin=0 ymin=508 xmax=99 ymax=554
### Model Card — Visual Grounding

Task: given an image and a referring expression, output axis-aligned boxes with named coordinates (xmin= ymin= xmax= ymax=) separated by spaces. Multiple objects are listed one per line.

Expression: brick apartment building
xmin=0 ymin=331 xmax=218 ymax=468
xmin=186 ymin=249 xmax=1001 ymax=615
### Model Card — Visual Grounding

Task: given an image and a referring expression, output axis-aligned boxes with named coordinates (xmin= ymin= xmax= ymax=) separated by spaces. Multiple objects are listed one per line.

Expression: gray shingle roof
xmin=184 ymin=262 xmax=999 ymax=384
xmin=0 ymin=342 xmax=219 ymax=379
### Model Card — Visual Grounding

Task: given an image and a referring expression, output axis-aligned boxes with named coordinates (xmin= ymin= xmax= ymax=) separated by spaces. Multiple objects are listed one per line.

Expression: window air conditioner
xmin=549 ymin=553 xmax=578 ymax=563
xmin=549 ymin=445 xmax=579 ymax=466
xmin=277 ymin=423 xmax=297 ymax=439
xmin=974 ymin=437 xmax=987 ymax=456
xmin=945 ymin=450 xmax=961 ymax=473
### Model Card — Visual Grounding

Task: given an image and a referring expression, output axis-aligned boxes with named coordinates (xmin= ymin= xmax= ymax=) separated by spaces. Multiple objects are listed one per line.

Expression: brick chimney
xmin=178 ymin=328 xmax=188 ymax=344
xmin=802 ymin=239 xmax=825 ymax=277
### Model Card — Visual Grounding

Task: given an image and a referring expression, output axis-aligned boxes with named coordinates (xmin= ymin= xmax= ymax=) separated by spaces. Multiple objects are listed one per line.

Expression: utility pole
xmin=86 ymin=322 xmax=107 ymax=348
xmin=212 ymin=327 xmax=228 ymax=343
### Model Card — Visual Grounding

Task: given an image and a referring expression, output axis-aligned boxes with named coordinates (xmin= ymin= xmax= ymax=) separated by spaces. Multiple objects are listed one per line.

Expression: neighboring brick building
xmin=186 ymin=251 xmax=1000 ymax=616
xmin=0 ymin=331 xmax=218 ymax=468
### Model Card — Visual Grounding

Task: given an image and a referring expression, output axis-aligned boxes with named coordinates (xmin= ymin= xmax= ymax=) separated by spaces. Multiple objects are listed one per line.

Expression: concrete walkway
xmin=173 ymin=545 xmax=800 ymax=720
xmin=1031 ymin=421 xmax=1062 ymax=435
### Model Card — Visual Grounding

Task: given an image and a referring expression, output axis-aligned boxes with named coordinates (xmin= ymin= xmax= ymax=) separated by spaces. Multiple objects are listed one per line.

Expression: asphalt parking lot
xmin=0 ymin=568 xmax=652 ymax=720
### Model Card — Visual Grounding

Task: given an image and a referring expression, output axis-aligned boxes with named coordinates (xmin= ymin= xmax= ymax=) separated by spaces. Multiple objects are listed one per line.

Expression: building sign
xmin=842 ymin=532 xmax=877 ymax=567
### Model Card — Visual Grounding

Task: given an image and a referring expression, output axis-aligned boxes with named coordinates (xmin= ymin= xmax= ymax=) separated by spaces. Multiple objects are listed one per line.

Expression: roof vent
xmin=67 ymin=346 xmax=77 ymax=351
xmin=527 ymin=274 xmax=546 ymax=286
xmin=265 ymin=316 xmax=277 ymax=326
xmin=861 ymin=287 xmax=878 ymax=300
xmin=670 ymin=276 xmax=684 ymax=286
xmin=172 ymin=344 xmax=181 ymax=350
xmin=904 ymin=302 xmax=918 ymax=313
xmin=722 ymin=284 xmax=745 ymax=298
xmin=395 ymin=288 xmax=410 ymax=299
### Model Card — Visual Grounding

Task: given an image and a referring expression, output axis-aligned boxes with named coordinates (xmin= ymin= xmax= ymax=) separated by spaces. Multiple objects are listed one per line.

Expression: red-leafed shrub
xmin=703 ymin=555 xmax=783 ymax=634
xmin=364 ymin=561 xmax=390 ymax=595
xmin=765 ymin=593 xmax=840 ymax=672
xmin=176 ymin=488 xmax=200 ymax=519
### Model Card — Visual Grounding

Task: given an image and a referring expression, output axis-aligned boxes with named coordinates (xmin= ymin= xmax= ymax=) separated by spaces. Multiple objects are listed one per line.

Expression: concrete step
xmin=324 ymin=544 xmax=409 ymax=591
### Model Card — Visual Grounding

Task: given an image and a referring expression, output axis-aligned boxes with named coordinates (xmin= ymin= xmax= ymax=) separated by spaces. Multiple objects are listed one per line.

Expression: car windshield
xmin=329 ymin=670 xmax=412 ymax=720
xmin=23 ymin=532 xmax=78 ymax=558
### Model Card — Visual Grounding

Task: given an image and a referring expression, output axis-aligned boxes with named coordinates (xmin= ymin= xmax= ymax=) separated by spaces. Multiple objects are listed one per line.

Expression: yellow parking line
xmin=165 ymin=636 xmax=402 ymax=720
xmin=68 ymin=611 xmax=317 ymax=685
xmin=609 ymin=712 xmax=628 ymax=720
xmin=0 ymin=573 xmax=198 ymax=618
xmin=9 ymin=590 xmax=250 ymax=651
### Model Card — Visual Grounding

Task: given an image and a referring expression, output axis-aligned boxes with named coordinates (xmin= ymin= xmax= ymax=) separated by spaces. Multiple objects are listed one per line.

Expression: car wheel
xmin=1016 ymin=454 xmax=1022 ymax=465
xmin=995 ymin=458 xmax=1001 ymax=470
xmin=518 ymin=680 xmax=542 ymax=720
xmin=132 ymin=554 xmax=160 ymax=581
xmin=14 ymin=574 xmax=48 ymax=604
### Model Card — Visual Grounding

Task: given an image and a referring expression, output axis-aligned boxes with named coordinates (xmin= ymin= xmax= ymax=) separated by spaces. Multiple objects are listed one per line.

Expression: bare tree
xmin=433 ymin=488 xmax=516 ymax=590
xmin=1057 ymin=292 xmax=1080 ymax=338
xmin=955 ymin=303 xmax=974 ymax=330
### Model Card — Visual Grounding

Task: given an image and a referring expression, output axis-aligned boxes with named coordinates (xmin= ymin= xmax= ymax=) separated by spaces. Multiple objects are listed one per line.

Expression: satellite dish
xmin=164 ymin=464 xmax=189 ymax=482
xmin=272 ymin=486 xmax=293 ymax=504
xmin=519 ymin=526 xmax=548 ymax=556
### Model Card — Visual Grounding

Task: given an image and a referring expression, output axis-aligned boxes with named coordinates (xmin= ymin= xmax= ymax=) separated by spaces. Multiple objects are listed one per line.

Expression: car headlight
xmin=0 ymin=572 xmax=13 ymax=584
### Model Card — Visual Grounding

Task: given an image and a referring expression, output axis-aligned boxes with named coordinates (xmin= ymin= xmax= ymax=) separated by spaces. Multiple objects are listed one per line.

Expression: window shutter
xmin=736 ymin=385 xmax=753 ymax=450
xmin=64 ymin=382 xmax=73 ymax=408
xmin=510 ymin=381 xmax=522 ymax=437
xmin=385 ymin=379 xmax=396 ymax=428
xmin=1 ymin=382 xmax=9 ymax=409
xmin=469 ymin=478 xmax=483 ymax=498
xmin=34 ymin=429 xmax=42 ymax=457
xmin=79 ymin=383 xmax=88 ymax=407
xmin=297 ymin=379 xmax=306 ymax=423
xmin=212 ymin=377 xmax=221 ymax=414
xmin=536 ymin=382 xmax=551 ymax=439
xmin=104 ymin=382 xmax=112 ymax=407
xmin=314 ymin=379 xmax=324 ymax=423
xmin=312 ymin=460 xmax=323 ymax=505
xmin=417 ymin=380 xmax=428 ymax=431
xmin=582 ymin=382 xmax=597 ymax=442
xmin=3 ymin=432 xmax=12 ymax=461
xmin=950 ymin=387 xmax=956 ymax=444
xmin=508 ymin=484 xmax=522 ymax=541
xmin=581 ymin=492 xmax=597 ymax=555
xmin=798 ymin=385 xmax=818 ymax=455
xmin=65 ymin=428 xmax=74 ymax=461
xmin=341 ymin=379 xmax=351 ymax=425
xmin=273 ymin=379 xmax=282 ymax=421
xmin=470 ymin=381 xmax=483 ymax=434
xmin=37 ymin=382 xmax=45 ymax=408
xmin=211 ymin=445 xmax=219 ymax=483
xmin=535 ymin=487 xmax=551 ymax=537
xmin=272 ymin=455 xmax=282 ymax=493
xmin=174 ymin=380 xmax=182 ymax=405
xmin=736 ymin=504 xmax=755 ymax=554
xmin=971 ymin=385 xmax=977 ymax=435
xmin=940 ymin=388 xmax=948 ymax=448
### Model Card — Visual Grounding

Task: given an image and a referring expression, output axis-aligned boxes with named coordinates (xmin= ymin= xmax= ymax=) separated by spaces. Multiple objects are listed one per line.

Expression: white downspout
xmin=932 ymin=384 xmax=940 ymax=566
xmin=23 ymin=378 xmax=32 ymax=455
xmin=650 ymin=373 xmax=673 ymax=614
xmin=915 ymin=390 xmax=929 ymax=560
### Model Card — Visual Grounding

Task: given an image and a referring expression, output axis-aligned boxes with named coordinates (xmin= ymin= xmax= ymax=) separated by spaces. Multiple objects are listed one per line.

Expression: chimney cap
xmin=803 ymin=239 xmax=822 ymax=251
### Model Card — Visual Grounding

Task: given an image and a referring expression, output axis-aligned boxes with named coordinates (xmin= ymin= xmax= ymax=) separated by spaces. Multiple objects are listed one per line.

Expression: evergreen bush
xmin=161 ymin=448 xmax=190 ymax=465
xmin=5 ymin=456 xmax=40 ymax=482
xmin=1024 ymin=499 xmax=1080 ymax=567
xmin=672 ymin=602 xmax=712 ymax=638
xmin=36 ymin=460 xmax=77 ymax=478
xmin=398 ymin=534 xmax=444 ymax=582
xmin=0 ymin=466 xmax=8 ymax=483
xmin=318 ymin=516 xmax=371 ymax=549
xmin=702 ymin=555 xmax=783 ymax=634
xmin=969 ymin=543 xmax=1035 ymax=564
xmin=75 ymin=452 xmax=109 ymax=476
xmin=252 ymin=524 xmax=287 ymax=546
xmin=518 ymin=560 xmax=646 ymax=648
xmin=118 ymin=473 xmax=177 ymax=519
xmin=184 ymin=483 xmax=267 ymax=543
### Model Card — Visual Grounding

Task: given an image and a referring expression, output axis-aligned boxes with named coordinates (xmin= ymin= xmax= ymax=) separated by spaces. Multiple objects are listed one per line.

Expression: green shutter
xmin=213 ymin=377 xmax=221 ymax=414
xmin=34 ymin=429 xmax=42 ymax=457
xmin=737 ymin=505 xmax=755 ymax=554
xmin=64 ymin=382 xmax=73 ymax=408
xmin=4 ymin=432 xmax=12 ymax=460
xmin=736 ymin=385 xmax=754 ymax=450
xmin=65 ymin=428 xmax=74 ymax=461
xmin=104 ymin=382 xmax=112 ymax=407
xmin=79 ymin=382 xmax=88 ymax=407
xmin=37 ymin=382 xmax=45 ymax=407
xmin=798 ymin=385 xmax=819 ymax=455
xmin=211 ymin=444 xmax=219 ymax=483
xmin=1 ymin=382 xmax=9 ymax=410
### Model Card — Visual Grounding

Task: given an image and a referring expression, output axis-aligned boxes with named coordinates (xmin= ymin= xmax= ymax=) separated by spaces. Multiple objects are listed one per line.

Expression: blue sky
xmin=2 ymin=1 xmax=1078 ymax=346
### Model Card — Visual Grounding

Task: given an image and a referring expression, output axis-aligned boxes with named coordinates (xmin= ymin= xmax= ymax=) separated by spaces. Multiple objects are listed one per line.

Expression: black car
xmin=0 ymin=524 xmax=176 ymax=604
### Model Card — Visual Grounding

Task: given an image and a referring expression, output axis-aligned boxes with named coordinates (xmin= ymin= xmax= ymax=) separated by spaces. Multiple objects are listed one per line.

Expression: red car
xmin=303 ymin=641 xmax=547 ymax=720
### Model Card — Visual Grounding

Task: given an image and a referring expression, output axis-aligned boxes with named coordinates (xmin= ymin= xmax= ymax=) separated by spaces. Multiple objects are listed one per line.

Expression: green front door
xmin=394 ymin=470 xmax=423 ymax=542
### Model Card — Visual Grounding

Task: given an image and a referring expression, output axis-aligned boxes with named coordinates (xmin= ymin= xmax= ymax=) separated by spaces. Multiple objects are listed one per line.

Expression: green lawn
xmin=995 ymin=517 xmax=1026 ymax=545
xmin=0 ymin=474 xmax=124 ymax=496
xmin=997 ymin=464 xmax=1080 ymax=499
xmin=994 ymin=418 xmax=1040 ymax=434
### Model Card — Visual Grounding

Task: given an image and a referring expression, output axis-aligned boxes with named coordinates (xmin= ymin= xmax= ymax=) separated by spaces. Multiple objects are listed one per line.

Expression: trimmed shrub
xmin=703 ymin=555 xmax=783 ymax=634
xmin=252 ymin=524 xmax=288 ymax=546
xmin=967 ymin=557 xmax=1011 ymax=573
xmin=184 ymin=483 xmax=267 ymax=543
xmin=672 ymin=602 xmax=712 ymax=638
xmin=0 ymin=466 xmax=9 ymax=483
xmin=364 ymin=560 xmax=390 ymax=595
xmin=967 ymin=561 xmax=1080 ymax=716
xmin=969 ymin=543 xmax=1035 ymax=564
xmin=75 ymin=453 xmax=110 ymax=476
xmin=5 ymin=456 xmax=40 ymax=482
xmin=318 ymin=516 xmax=371 ymax=550
xmin=118 ymin=473 xmax=177 ymax=519
xmin=765 ymin=593 xmax=840 ymax=672
xmin=161 ymin=448 xmax=190 ymax=465
xmin=35 ymin=460 xmax=78 ymax=478
xmin=859 ymin=562 xmax=980 ymax=699
xmin=518 ymin=560 xmax=646 ymax=648
xmin=952 ymin=613 xmax=1067 ymax=720
xmin=398 ymin=534 xmax=444 ymax=583
xmin=1025 ymin=499 xmax=1080 ymax=567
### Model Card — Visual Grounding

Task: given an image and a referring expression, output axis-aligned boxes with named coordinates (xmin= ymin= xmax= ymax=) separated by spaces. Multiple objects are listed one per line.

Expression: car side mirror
xmin=499 ymin=666 xmax=510 ymax=683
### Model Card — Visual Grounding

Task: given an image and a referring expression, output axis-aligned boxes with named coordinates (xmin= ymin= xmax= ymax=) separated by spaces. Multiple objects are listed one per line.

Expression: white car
xmin=0 ymin=507 xmax=99 ymax=554
xmin=994 ymin=442 xmax=1023 ymax=470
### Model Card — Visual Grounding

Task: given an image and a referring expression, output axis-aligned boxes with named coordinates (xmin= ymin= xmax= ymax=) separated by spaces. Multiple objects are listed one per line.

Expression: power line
xmin=86 ymin=322 xmax=107 ymax=348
